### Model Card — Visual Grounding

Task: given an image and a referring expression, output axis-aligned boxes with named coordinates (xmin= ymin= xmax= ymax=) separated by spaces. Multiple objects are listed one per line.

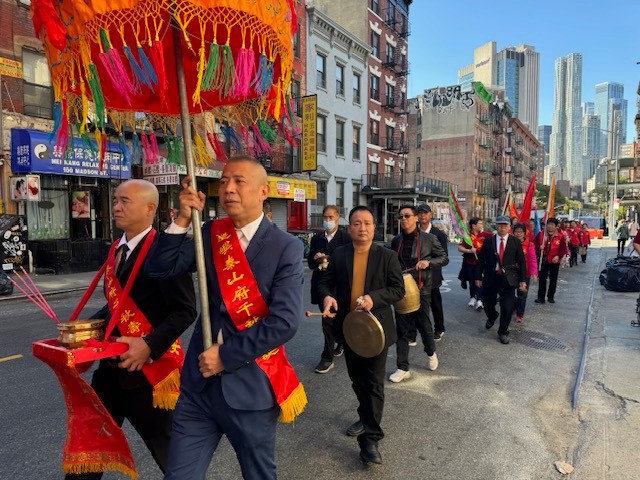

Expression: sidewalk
xmin=0 ymin=270 xmax=101 ymax=302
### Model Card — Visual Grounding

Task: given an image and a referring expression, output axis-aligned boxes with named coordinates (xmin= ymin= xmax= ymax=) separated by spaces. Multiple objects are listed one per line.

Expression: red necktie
xmin=499 ymin=237 xmax=505 ymax=263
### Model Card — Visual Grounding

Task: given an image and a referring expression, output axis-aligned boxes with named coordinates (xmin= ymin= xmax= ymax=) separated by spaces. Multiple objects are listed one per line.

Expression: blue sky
xmin=407 ymin=0 xmax=640 ymax=142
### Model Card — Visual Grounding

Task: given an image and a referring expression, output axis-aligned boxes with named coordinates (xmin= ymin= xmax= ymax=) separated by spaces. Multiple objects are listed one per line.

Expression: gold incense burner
xmin=57 ymin=320 xmax=106 ymax=349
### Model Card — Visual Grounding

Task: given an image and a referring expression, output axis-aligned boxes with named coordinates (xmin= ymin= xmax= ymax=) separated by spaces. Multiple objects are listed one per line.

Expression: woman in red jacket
xmin=513 ymin=223 xmax=538 ymax=322
xmin=579 ymin=223 xmax=591 ymax=263
xmin=568 ymin=220 xmax=581 ymax=267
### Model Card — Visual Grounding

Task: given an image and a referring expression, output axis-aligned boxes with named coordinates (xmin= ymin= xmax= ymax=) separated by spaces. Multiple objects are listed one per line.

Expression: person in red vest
xmin=579 ymin=223 xmax=592 ymax=263
xmin=458 ymin=217 xmax=492 ymax=310
xmin=568 ymin=220 xmax=581 ymax=267
xmin=513 ymin=223 xmax=538 ymax=323
xmin=535 ymin=218 xmax=568 ymax=304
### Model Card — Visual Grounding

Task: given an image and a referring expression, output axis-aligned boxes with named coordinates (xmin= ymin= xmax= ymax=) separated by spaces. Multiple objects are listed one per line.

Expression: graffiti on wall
xmin=422 ymin=85 xmax=475 ymax=113
xmin=0 ymin=215 xmax=28 ymax=271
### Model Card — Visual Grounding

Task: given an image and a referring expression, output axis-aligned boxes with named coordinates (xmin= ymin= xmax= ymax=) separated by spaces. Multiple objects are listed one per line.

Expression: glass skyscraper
xmin=594 ymin=82 xmax=627 ymax=158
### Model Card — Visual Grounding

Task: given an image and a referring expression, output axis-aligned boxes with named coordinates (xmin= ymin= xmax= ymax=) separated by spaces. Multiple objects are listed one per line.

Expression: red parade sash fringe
xmin=211 ymin=218 xmax=307 ymax=423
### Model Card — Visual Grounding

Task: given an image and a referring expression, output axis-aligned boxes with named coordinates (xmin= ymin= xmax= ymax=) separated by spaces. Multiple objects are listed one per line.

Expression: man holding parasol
xmin=147 ymin=156 xmax=306 ymax=479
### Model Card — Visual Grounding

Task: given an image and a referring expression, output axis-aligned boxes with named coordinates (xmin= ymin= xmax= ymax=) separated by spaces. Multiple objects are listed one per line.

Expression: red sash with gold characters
xmin=211 ymin=218 xmax=307 ymax=423
xmin=103 ymin=229 xmax=184 ymax=410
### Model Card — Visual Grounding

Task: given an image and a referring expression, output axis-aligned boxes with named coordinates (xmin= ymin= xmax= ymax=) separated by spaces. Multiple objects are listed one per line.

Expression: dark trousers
xmin=618 ymin=239 xmax=627 ymax=255
xmin=515 ymin=278 xmax=531 ymax=316
xmin=344 ymin=345 xmax=388 ymax=448
xmin=466 ymin=263 xmax=483 ymax=299
xmin=320 ymin=313 xmax=342 ymax=362
xmin=431 ymin=287 xmax=445 ymax=333
xmin=481 ymin=276 xmax=516 ymax=336
xmin=581 ymin=247 xmax=588 ymax=262
xmin=65 ymin=367 xmax=173 ymax=480
xmin=164 ymin=376 xmax=279 ymax=480
xmin=569 ymin=246 xmax=579 ymax=266
xmin=396 ymin=288 xmax=435 ymax=370
xmin=538 ymin=262 xmax=560 ymax=301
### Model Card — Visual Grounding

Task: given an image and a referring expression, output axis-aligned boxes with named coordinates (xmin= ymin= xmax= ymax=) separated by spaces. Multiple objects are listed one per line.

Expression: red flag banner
xmin=519 ymin=174 xmax=537 ymax=223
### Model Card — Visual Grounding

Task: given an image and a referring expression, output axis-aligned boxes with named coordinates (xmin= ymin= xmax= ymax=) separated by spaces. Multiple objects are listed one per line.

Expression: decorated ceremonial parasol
xmin=30 ymin=0 xmax=299 ymax=477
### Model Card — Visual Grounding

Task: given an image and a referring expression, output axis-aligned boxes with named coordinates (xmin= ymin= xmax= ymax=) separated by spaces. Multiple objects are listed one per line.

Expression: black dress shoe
xmin=548 ymin=298 xmax=555 ymax=304
xmin=485 ymin=318 xmax=496 ymax=329
xmin=534 ymin=298 xmax=545 ymax=304
xmin=499 ymin=334 xmax=510 ymax=344
xmin=346 ymin=420 xmax=364 ymax=437
xmin=359 ymin=443 xmax=382 ymax=464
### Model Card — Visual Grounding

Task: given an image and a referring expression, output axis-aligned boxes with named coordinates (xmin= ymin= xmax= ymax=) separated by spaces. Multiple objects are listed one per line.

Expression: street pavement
xmin=0 ymin=238 xmax=639 ymax=479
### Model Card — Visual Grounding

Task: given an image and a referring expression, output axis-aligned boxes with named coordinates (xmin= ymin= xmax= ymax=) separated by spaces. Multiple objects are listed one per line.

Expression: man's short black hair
xmin=546 ymin=218 xmax=559 ymax=226
xmin=349 ymin=205 xmax=375 ymax=222
xmin=469 ymin=217 xmax=481 ymax=228
xmin=398 ymin=205 xmax=417 ymax=216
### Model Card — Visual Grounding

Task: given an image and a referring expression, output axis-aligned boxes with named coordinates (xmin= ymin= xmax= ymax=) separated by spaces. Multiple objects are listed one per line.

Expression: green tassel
xmin=87 ymin=64 xmax=105 ymax=128
xmin=79 ymin=125 xmax=96 ymax=153
xmin=257 ymin=119 xmax=278 ymax=144
xmin=171 ymin=137 xmax=182 ymax=165
xmin=202 ymin=43 xmax=220 ymax=91
xmin=99 ymin=29 xmax=111 ymax=51
xmin=220 ymin=44 xmax=235 ymax=97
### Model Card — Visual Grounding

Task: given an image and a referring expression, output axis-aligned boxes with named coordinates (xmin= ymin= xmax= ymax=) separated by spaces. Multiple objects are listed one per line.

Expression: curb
xmin=0 ymin=286 xmax=93 ymax=302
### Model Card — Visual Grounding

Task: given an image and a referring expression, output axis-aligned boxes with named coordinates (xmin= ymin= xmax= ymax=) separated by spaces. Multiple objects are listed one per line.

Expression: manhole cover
xmin=512 ymin=329 xmax=567 ymax=351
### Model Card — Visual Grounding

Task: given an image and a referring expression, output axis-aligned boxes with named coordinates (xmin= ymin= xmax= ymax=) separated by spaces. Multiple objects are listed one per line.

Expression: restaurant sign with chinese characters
xmin=301 ymin=95 xmax=317 ymax=172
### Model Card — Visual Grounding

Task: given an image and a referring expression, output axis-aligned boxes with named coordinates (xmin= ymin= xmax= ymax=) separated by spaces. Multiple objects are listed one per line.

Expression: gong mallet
xmin=305 ymin=311 xmax=336 ymax=318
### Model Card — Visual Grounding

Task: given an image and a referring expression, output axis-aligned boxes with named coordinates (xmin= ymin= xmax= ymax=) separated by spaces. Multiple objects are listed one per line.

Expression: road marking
xmin=0 ymin=354 xmax=23 ymax=363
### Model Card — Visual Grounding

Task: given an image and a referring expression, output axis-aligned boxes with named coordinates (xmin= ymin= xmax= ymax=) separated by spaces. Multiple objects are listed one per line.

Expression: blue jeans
xmin=515 ymin=278 xmax=531 ymax=316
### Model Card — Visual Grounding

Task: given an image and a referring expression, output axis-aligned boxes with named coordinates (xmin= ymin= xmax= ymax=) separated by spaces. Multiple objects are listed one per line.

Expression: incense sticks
xmin=9 ymin=268 xmax=60 ymax=323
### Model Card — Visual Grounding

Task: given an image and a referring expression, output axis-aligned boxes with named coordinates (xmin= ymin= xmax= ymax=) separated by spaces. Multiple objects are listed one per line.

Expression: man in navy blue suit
xmin=146 ymin=156 xmax=305 ymax=480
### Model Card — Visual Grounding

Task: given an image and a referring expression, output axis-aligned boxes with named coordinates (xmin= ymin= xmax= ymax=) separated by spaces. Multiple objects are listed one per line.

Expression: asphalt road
xmin=0 ymin=245 xmax=605 ymax=479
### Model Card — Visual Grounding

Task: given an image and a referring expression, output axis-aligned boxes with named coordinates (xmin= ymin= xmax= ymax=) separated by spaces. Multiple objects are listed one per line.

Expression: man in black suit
xmin=418 ymin=204 xmax=449 ymax=340
xmin=318 ymin=206 xmax=404 ymax=465
xmin=308 ymin=205 xmax=351 ymax=373
xmin=475 ymin=215 xmax=527 ymax=345
xmin=66 ymin=180 xmax=196 ymax=479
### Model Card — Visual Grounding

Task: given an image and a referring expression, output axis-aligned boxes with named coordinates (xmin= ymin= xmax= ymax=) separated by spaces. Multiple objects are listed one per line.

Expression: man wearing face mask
xmin=308 ymin=205 xmax=351 ymax=373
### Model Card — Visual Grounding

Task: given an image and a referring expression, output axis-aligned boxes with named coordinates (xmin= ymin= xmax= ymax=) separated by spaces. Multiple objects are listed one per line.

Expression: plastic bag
xmin=0 ymin=271 xmax=13 ymax=296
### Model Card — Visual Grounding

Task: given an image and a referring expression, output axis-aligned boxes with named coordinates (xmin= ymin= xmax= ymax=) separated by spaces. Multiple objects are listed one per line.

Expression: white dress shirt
xmin=117 ymin=226 xmax=153 ymax=261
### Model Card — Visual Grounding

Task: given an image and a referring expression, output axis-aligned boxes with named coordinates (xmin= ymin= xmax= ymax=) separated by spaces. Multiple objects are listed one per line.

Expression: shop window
xmin=26 ymin=176 xmax=69 ymax=240
xmin=22 ymin=49 xmax=53 ymax=119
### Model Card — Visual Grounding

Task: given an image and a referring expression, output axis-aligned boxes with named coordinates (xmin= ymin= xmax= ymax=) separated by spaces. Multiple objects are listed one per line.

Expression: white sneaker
xmin=427 ymin=353 xmax=439 ymax=371
xmin=389 ymin=369 xmax=411 ymax=383
xmin=475 ymin=300 xmax=484 ymax=310
xmin=468 ymin=297 xmax=477 ymax=307
xmin=408 ymin=340 xmax=418 ymax=347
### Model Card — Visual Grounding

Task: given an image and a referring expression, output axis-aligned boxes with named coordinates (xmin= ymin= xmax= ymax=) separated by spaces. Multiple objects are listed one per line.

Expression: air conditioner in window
xmin=77 ymin=177 xmax=98 ymax=187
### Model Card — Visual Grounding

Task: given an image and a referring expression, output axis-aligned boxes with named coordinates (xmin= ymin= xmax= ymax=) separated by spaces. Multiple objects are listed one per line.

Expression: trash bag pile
xmin=600 ymin=256 xmax=640 ymax=292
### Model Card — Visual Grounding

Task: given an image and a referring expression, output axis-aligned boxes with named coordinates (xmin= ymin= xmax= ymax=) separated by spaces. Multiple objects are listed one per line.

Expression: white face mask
xmin=323 ymin=220 xmax=336 ymax=231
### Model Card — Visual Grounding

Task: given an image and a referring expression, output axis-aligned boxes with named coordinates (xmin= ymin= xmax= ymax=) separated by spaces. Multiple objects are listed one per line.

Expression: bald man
xmin=66 ymin=180 xmax=197 ymax=479
xmin=147 ymin=157 xmax=305 ymax=480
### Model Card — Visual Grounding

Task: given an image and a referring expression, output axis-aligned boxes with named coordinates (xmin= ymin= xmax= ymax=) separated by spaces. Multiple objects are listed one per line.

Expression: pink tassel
xmin=252 ymin=123 xmax=271 ymax=156
xmin=99 ymin=52 xmax=132 ymax=105
xmin=150 ymin=132 xmax=159 ymax=159
xmin=206 ymin=131 xmax=228 ymax=163
xmin=108 ymin=48 xmax=138 ymax=96
xmin=141 ymin=133 xmax=155 ymax=164
xmin=233 ymin=48 xmax=255 ymax=99
xmin=240 ymin=125 xmax=257 ymax=157
xmin=150 ymin=40 xmax=168 ymax=107
xmin=281 ymin=118 xmax=297 ymax=147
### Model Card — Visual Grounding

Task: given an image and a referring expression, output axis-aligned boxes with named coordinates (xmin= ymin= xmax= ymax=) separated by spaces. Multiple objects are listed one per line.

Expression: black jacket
xmin=317 ymin=243 xmax=404 ymax=349
xmin=390 ymin=230 xmax=449 ymax=292
xmin=421 ymin=225 xmax=448 ymax=288
xmin=94 ymin=232 xmax=197 ymax=389
xmin=475 ymin=234 xmax=526 ymax=288
xmin=307 ymin=227 xmax=351 ymax=305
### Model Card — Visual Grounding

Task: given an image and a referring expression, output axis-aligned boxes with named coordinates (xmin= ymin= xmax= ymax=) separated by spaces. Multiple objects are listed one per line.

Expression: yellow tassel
xmin=278 ymin=383 xmax=308 ymax=423
xmin=192 ymin=23 xmax=207 ymax=106
xmin=79 ymin=80 xmax=89 ymax=133
xmin=152 ymin=369 xmax=181 ymax=410
xmin=193 ymin=133 xmax=212 ymax=167
xmin=64 ymin=460 xmax=137 ymax=479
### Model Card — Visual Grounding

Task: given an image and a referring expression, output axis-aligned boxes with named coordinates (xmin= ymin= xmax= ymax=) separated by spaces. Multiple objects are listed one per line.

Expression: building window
xmin=370 ymin=75 xmax=379 ymax=101
xmin=336 ymin=181 xmax=345 ymax=209
xmin=316 ymin=53 xmax=326 ymax=89
xmin=313 ymin=181 xmax=327 ymax=209
xmin=291 ymin=79 xmax=301 ymax=116
xmin=23 ymin=49 xmax=53 ymax=119
xmin=386 ymin=125 xmax=395 ymax=150
xmin=386 ymin=2 xmax=396 ymax=23
xmin=336 ymin=64 xmax=344 ymax=96
xmin=317 ymin=115 xmax=326 ymax=152
xmin=293 ymin=24 xmax=301 ymax=58
xmin=370 ymin=119 xmax=379 ymax=145
xmin=400 ymin=91 xmax=406 ymax=111
xmin=371 ymin=0 xmax=379 ymax=15
xmin=352 ymin=183 xmax=360 ymax=208
xmin=353 ymin=74 xmax=361 ymax=104
xmin=416 ymin=132 xmax=422 ymax=148
xmin=385 ymin=84 xmax=394 ymax=107
xmin=336 ymin=120 xmax=345 ymax=156
xmin=416 ymin=156 xmax=421 ymax=172
xmin=370 ymin=32 xmax=380 ymax=58
xmin=385 ymin=43 xmax=394 ymax=64
xmin=353 ymin=126 xmax=361 ymax=160
xmin=400 ymin=130 xmax=406 ymax=152
xmin=417 ymin=110 xmax=422 ymax=125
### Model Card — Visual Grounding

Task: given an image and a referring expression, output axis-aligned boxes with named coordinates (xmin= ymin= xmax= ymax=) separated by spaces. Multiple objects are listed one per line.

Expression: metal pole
xmin=172 ymin=25 xmax=213 ymax=349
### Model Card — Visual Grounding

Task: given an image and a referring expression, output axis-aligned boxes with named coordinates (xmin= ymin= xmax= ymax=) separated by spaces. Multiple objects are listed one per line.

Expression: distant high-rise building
xmin=550 ymin=53 xmax=583 ymax=186
xmin=583 ymin=113 xmax=601 ymax=185
xmin=458 ymin=41 xmax=539 ymax=132
xmin=594 ymin=82 xmax=627 ymax=157
xmin=537 ymin=125 xmax=552 ymax=153
xmin=582 ymin=101 xmax=594 ymax=116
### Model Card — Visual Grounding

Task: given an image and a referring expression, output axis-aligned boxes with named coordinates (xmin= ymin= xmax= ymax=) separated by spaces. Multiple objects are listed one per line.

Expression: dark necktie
xmin=116 ymin=244 xmax=129 ymax=276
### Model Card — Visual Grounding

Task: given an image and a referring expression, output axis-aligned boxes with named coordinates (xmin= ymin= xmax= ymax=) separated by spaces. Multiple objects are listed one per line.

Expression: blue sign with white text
xmin=10 ymin=129 xmax=131 ymax=179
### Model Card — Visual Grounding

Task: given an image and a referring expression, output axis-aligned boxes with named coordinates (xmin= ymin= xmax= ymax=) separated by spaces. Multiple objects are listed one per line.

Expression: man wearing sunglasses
xmin=389 ymin=206 xmax=448 ymax=383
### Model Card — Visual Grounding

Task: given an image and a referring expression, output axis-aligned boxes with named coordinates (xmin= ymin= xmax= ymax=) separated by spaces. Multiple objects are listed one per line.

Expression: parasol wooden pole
xmin=172 ymin=25 xmax=213 ymax=349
